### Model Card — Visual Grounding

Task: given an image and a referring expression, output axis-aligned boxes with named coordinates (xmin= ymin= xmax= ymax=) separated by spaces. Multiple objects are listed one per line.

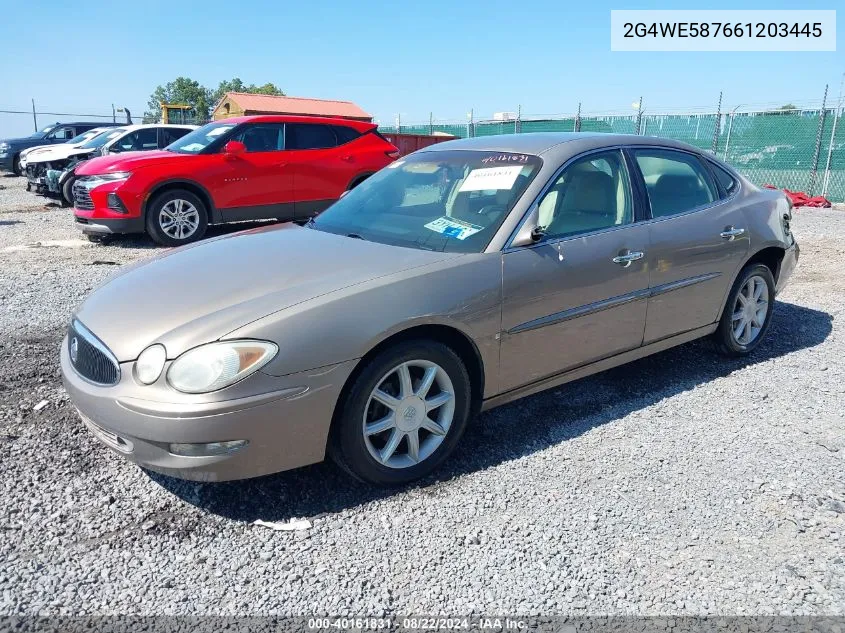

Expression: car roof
xmin=112 ymin=124 xmax=199 ymax=132
xmin=213 ymin=114 xmax=376 ymax=131
xmin=418 ymin=132 xmax=707 ymax=158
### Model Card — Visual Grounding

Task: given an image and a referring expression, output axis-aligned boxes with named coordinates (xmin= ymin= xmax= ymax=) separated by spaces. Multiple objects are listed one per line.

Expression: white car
xmin=26 ymin=124 xmax=198 ymax=204
xmin=19 ymin=127 xmax=113 ymax=170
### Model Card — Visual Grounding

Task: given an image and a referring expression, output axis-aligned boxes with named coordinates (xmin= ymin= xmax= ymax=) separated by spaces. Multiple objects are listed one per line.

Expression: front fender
xmin=227 ymin=253 xmax=503 ymax=396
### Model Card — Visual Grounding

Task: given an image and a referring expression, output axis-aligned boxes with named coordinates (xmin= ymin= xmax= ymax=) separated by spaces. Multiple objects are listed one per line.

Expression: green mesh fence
xmin=379 ymin=109 xmax=845 ymax=202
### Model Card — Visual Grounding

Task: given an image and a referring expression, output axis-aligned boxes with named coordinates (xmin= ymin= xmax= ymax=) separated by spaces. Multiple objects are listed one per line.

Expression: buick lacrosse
xmin=61 ymin=133 xmax=798 ymax=485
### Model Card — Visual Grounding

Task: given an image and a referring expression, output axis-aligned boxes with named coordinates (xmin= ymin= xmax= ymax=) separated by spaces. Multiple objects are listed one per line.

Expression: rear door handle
xmin=612 ymin=250 xmax=644 ymax=267
xmin=720 ymin=227 xmax=745 ymax=240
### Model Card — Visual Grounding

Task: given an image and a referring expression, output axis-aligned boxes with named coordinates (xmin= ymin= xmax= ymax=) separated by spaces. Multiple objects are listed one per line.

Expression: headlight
xmin=166 ymin=340 xmax=278 ymax=394
xmin=95 ymin=171 xmax=131 ymax=181
xmin=0 ymin=143 xmax=9 ymax=151
xmin=135 ymin=344 xmax=166 ymax=385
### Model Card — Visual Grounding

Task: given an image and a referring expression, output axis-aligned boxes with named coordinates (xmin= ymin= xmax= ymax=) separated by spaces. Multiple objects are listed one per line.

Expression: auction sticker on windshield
xmin=459 ymin=166 xmax=523 ymax=192
xmin=424 ymin=216 xmax=483 ymax=240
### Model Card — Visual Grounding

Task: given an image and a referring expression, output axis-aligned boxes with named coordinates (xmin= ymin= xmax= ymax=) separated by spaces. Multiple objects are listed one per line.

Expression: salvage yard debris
xmin=253 ymin=518 xmax=312 ymax=531
xmin=763 ymin=184 xmax=833 ymax=208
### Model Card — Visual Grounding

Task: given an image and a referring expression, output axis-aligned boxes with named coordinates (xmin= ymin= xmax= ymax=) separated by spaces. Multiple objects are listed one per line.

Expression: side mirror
xmin=223 ymin=140 xmax=246 ymax=157
xmin=510 ymin=205 xmax=545 ymax=248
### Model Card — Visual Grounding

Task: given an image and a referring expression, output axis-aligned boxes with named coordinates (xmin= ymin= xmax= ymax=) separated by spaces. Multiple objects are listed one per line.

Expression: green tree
xmin=211 ymin=77 xmax=285 ymax=107
xmin=143 ymin=77 xmax=213 ymax=122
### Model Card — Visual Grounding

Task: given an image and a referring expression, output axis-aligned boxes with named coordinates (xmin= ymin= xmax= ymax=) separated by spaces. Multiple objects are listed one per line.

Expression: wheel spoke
xmin=174 ymin=199 xmax=184 ymax=213
xmin=420 ymin=417 xmax=446 ymax=436
xmin=365 ymin=414 xmax=395 ymax=436
xmin=733 ymin=318 xmax=747 ymax=342
xmin=425 ymin=391 xmax=453 ymax=412
xmin=416 ymin=366 xmax=437 ymax=398
xmin=736 ymin=293 xmax=748 ymax=308
xmin=379 ymin=429 xmax=403 ymax=462
xmin=732 ymin=309 xmax=744 ymax=322
xmin=753 ymin=282 xmax=765 ymax=300
xmin=406 ymin=430 xmax=420 ymax=462
xmin=371 ymin=389 xmax=400 ymax=411
xmin=744 ymin=279 xmax=756 ymax=300
xmin=753 ymin=307 xmax=766 ymax=327
xmin=742 ymin=320 xmax=752 ymax=344
xmin=397 ymin=363 xmax=413 ymax=398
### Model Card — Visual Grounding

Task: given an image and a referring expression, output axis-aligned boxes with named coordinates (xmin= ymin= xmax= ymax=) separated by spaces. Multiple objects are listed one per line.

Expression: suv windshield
xmin=167 ymin=122 xmax=237 ymax=154
xmin=79 ymin=128 xmax=126 ymax=149
xmin=311 ymin=150 xmax=541 ymax=253
xmin=67 ymin=130 xmax=99 ymax=145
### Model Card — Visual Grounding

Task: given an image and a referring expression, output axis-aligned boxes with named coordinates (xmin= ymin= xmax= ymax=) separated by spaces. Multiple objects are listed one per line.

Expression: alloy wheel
xmin=159 ymin=199 xmax=200 ymax=241
xmin=363 ymin=360 xmax=455 ymax=469
xmin=731 ymin=274 xmax=769 ymax=346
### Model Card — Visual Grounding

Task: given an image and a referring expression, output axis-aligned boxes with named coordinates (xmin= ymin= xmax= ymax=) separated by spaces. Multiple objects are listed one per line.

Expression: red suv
xmin=72 ymin=115 xmax=399 ymax=245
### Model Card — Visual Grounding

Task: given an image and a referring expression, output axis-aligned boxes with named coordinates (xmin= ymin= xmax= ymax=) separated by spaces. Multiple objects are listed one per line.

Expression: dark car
xmin=0 ymin=122 xmax=123 ymax=176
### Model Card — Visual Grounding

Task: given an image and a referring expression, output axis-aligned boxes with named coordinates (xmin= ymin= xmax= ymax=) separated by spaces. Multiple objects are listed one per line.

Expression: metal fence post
xmin=468 ymin=108 xmax=474 ymax=138
xmin=516 ymin=104 xmax=521 ymax=134
xmin=712 ymin=91 xmax=722 ymax=154
xmin=808 ymin=84 xmax=828 ymax=195
xmin=396 ymin=113 xmax=402 ymax=134
xmin=635 ymin=97 xmax=643 ymax=134
xmin=574 ymin=102 xmax=581 ymax=132
xmin=822 ymin=74 xmax=844 ymax=198
xmin=723 ymin=105 xmax=742 ymax=161
xmin=429 ymin=112 xmax=433 ymax=136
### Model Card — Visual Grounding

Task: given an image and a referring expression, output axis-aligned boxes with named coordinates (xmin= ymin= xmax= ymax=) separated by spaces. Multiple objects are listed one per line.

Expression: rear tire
xmin=329 ymin=340 xmax=472 ymax=486
xmin=145 ymin=189 xmax=208 ymax=247
xmin=714 ymin=263 xmax=775 ymax=357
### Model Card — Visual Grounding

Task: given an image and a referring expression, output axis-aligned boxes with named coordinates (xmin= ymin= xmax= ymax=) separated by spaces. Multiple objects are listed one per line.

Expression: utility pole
xmin=31 ymin=99 xmax=37 ymax=132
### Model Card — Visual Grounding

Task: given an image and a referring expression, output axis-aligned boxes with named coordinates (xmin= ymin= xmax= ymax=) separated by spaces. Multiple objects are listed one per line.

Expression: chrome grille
xmin=73 ymin=181 xmax=94 ymax=210
xmin=68 ymin=321 xmax=120 ymax=386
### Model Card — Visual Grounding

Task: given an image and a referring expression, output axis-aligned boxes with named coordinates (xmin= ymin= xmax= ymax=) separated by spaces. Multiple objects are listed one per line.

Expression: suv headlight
xmin=79 ymin=171 xmax=132 ymax=189
xmin=166 ymin=340 xmax=278 ymax=394
xmin=0 ymin=142 xmax=9 ymax=151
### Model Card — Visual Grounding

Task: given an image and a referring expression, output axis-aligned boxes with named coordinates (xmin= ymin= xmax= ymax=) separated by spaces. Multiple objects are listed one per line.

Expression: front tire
xmin=61 ymin=176 xmax=76 ymax=207
xmin=714 ymin=263 xmax=775 ymax=356
xmin=329 ymin=340 xmax=472 ymax=486
xmin=145 ymin=189 xmax=208 ymax=247
xmin=12 ymin=155 xmax=22 ymax=177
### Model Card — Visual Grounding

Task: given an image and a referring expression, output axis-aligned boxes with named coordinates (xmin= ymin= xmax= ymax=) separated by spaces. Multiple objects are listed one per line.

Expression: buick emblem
xmin=70 ymin=337 xmax=79 ymax=364
xmin=403 ymin=406 xmax=417 ymax=420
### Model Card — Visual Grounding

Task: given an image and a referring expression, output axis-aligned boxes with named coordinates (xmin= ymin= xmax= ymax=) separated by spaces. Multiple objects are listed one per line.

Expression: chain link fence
xmin=379 ymin=95 xmax=845 ymax=203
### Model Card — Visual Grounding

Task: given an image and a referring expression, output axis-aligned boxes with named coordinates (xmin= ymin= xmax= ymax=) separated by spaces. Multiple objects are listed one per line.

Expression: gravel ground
xmin=1 ymin=175 xmax=844 ymax=617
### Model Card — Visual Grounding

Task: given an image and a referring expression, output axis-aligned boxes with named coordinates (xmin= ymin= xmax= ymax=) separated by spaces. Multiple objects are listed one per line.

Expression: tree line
xmin=144 ymin=77 xmax=284 ymax=122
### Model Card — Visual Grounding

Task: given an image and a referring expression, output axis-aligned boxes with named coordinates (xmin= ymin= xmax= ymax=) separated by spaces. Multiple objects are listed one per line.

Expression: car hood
xmin=74 ymin=223 xmax=462 ymax=361
xmin=75 ymin=151 xmax=188 ymax=175
xmin=25 ymin=143 xmax=91 ymax=163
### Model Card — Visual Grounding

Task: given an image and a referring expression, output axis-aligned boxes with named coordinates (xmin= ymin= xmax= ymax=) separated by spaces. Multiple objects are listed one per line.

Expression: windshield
xmin=311 ymin=150 xmax=541 ymax=253
xmin=28 ymin=127 xmax=52 ymax=139
xmin=79 ymin=128 xmax=126 ymax=150
xmin=68 ymin=130 xmax=100 ymax=145
xmin=166 ymin=122 xmax=236 ymax=154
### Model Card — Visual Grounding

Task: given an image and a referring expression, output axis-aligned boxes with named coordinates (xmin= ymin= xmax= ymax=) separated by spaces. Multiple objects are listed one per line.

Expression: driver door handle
xmin=612 ymin=250 xmax=644 ymax=267
xmin=720 ymin=226 xmax=745 ymax=240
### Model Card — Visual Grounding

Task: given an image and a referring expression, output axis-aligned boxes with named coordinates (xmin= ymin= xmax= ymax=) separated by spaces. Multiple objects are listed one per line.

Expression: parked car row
xmin=70 ymin=115 xmax=400 ymax=245
xmin=0 ymin=121 xmax=123 ymax=176
xmin=24 ymin=124 xmax=196 ymax=205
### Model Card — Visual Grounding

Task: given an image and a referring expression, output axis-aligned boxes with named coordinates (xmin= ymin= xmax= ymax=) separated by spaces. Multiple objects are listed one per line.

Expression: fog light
xmin=107 ymin=192 xmax=128 ymax=213
xmin=169 ymin=440 xmax=248 ymax=457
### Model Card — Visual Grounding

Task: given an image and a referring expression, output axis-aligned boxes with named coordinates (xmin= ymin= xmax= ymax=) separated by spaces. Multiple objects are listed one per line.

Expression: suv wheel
xmin=145 ymin=189 xmax=208 ymax=247
xmin=12 ymin=155 xmax=22 ymax=177
xmin=329 ymin=340 xmax=472 ymax=486
xmin=714 ymin=263 xmax=775 ymax=356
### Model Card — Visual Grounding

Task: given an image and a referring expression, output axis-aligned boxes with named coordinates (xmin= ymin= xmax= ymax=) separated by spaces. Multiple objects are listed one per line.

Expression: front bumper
xmin=74 ymin=214 xmax=145 ymax=235
xmin=776 ymin=241 xmax=799 ymax=294
xmin=61 ymin=336 xmax=357 ymax=481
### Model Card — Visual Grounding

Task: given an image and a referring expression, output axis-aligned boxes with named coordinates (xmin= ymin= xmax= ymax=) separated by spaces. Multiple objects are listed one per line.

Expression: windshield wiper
xmin=346 ymin=233 xmax=367 ymax=241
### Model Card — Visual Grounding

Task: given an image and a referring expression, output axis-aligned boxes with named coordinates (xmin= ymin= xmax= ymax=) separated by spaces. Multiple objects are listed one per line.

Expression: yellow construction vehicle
xmin=160 ymin=102 xmax=197 ymax=124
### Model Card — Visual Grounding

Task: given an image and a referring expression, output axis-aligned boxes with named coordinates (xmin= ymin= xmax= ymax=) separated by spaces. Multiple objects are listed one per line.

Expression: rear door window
xmin=633 ymin=149 xmax=717 ymax=218
xmin=708 ymin=161 xmax=739 ymax=197
xmin=286 ymin=123 xmax=338 ymax=150
xmin=333 ymin=125 xmax=361 ymax=145
xmin=159 ymin=127 xmax=193 ymax=148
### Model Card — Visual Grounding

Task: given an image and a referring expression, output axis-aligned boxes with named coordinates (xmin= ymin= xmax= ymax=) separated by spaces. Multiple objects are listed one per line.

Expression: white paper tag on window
xmin=458 ymin=166 xmax=523 ymax=192
xmin=424 ymin=216 xmax=483 ymax=240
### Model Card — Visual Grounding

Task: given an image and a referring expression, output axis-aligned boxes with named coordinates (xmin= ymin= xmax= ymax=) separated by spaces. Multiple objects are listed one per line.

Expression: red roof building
xmin=212 ymin=92 xmax=372 ymax=122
